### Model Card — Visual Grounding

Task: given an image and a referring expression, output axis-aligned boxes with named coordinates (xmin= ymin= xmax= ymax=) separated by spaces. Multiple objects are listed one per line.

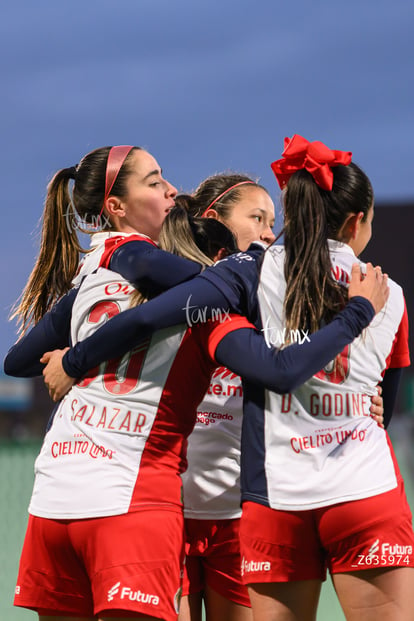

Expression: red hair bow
xmin=271 ymin=135 xmax=352 ymax=191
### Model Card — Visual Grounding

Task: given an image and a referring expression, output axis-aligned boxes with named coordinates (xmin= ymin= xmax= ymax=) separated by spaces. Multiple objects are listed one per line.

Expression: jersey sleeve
xmin=385 ymin=300 xmax=410 ymax=369
xmin=108 ymin=239 xmax=202 ymax=296
xmin=195 ymin=315 xmax=255 ymax=364
xmin=198 ymin=246 xmax=264 ymax=317
xmin=381 ymin=367 xmax=403 ymax=429
xmin=206 ymin=297 xmax=376 ymax=394
xmin=3 ymin=288 xmax=77 ymax=377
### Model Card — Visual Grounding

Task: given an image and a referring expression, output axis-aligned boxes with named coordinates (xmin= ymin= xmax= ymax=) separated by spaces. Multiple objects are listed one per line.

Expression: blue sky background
xmin=1 ymin=0 xmax=413 ymax=352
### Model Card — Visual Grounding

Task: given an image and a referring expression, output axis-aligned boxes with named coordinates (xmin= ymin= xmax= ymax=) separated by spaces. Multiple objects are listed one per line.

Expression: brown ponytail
xmin=11 ymin=167 xmax=84 ymax=333
xmin=283 ymin=163 xmax=373 ymax=336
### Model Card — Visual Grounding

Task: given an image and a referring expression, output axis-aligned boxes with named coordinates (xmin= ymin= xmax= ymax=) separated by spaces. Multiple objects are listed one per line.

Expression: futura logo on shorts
xmin=366 ymin=539 xmax=380 ymax=559
xmin=367 ymin=539 xmax=412 ymax=556
xmin=107 ymin=582 xmax=121 ymax=601
xmin=241 ymin=556 xmax=271 ymax=576
xmin=353 ymin=538 xmax=413 ymax=568
xmin=107 ymin=581 xmax=160 ymax=605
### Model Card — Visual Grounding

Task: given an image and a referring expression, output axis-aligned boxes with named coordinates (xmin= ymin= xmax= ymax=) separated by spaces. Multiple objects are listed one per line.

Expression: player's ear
xmin=202 ymin=209 xmax=219 ymax=220
xmin=104 ymin=197 xmax=126 ymax=218
xmin=338 ymin=212 xmax=364 ymax=242
xmin=213 ymin=247 xmax=229 ymax=262
xmin=349 ymin=212 xmax=365 ymax=240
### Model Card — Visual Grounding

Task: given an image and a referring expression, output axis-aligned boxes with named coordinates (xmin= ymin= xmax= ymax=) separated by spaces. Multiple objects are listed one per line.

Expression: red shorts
xmin=14 ymin=508 xmax=185 ymax=620
xmin=182 ymin=518 xmax=251 ymax=607
xmin=240 ymin=478 xmax=414 ymax=584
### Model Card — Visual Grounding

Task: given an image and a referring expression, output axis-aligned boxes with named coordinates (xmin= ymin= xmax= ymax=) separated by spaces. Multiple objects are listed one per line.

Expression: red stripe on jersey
xmin=99 ymin=234 xmax=157 ymax=269
xmin=203 ymin=315 xmax=255 ymax=361
xmin=384 ymin=300 xmax=410 ymax=371
xmin=127 ymin=327 xmax=218 ymax=511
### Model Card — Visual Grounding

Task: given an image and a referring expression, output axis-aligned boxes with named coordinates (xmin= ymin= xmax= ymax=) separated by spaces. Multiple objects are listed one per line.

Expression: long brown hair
xmin=283 ymin=162 xmax=373 ymax=334
xmin=11 ymin=146 xmax=140 ymax=333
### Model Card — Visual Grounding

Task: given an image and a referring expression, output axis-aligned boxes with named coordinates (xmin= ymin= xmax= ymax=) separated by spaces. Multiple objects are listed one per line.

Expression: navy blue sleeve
xmin=3 ymin=288 xmax=77 ymax=377
xmin=380 ymin=367 xmax=403 ymax=429
xmin=198 ymin=247 xmax=264 ymax=316
xmin=214 ymin=297 xmax=375 ymax=393
xmin=62 ymin=278 xmax=232 ymax=377
xmin=61 ymin=254 xmax=374 ymax=386
xmin=110 ymin=241 xmax=202 ymax=296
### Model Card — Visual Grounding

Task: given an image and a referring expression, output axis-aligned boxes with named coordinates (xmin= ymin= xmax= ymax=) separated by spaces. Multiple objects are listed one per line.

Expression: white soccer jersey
xmin=29 ymin=235 xmax=248 ymax=519
xmin=246 ymin=240 xmax=409 ymax=510
xmin=182 ymin=370 xmax=243 ymax=519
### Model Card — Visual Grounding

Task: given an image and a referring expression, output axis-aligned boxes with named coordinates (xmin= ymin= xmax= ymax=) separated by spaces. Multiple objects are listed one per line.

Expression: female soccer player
xmin=176 ymin=176 xmax=382 ymax=621
xmin=175 ymin=174 xmax=275 ymax=621
xmin=6 ymin=143 xmax=239 ymax=620
xmin=8 ymin=202 xmax=246 ymax=621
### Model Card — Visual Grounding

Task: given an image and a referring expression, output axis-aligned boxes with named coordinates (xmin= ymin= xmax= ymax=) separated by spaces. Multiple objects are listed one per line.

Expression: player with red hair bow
xmin=271 ymin=133 xmax=352 ymax=190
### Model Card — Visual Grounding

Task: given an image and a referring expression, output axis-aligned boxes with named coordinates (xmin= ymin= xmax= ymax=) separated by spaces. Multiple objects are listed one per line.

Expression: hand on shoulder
xmin=348 ymin=262 xmax=389 ymax=314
